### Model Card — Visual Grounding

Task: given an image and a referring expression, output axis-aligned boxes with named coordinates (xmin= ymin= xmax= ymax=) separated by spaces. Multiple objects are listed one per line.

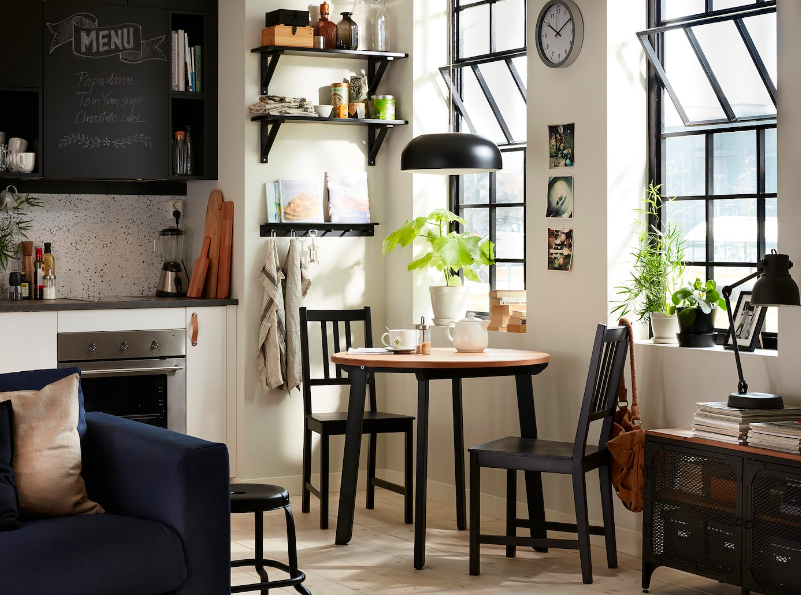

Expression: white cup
xmin=314 ymin=105 xmax=333 ymax=117
xmin=16 ymin=152 xmax=35 ymax=173
xmin=7 ymin=138 xmax=27 ymax=154
xmin=381 ymin=329 xmax=417 ymax=350
xmin=5 ymin=153 xmax=17 ymax=173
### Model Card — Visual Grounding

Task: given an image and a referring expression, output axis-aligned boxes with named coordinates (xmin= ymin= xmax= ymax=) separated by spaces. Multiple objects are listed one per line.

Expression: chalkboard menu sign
xmin=44 ymin=2 xmax=168 ymax=180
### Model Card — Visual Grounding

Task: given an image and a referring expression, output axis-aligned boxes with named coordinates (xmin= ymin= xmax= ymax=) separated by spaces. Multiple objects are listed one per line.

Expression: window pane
xmin=495 ymin=0 xmax=525 ymax=52
xmin=665 ymin=135 xmax=706 ymax=196
xmin=712 ymin=266 xmax=756 ymax=327
xmin=497 ymin=151 xmax=524 ymax=204
xmin=465 ymin=265 xmax=490 ymax=313
xmin=665 ymin=199 xmax=706 ymax=262
xmin=713 ymin=198 xmax=757 ymax=262
xmin=664 ymin=29 xmax=727 ymax=122
xmin=765 ymin=128 xmax=777 ymax=193
xmin=461 ymin=172 xmax=489 ymax=205
xmin=744 ymin=14 xmax=777 ymax=89
xmin=766 ymin=196 xmax=777 ymax=254
xmin=495 ymin=207 xmax=524 ymax=259
xmin=714 ymin=0 xmax=756 ymax=9
xmin=661 ymin=0 xmax=706 ymax=21
xmin=511 ymin=56 xmax=527 ymax=94
xmin=681 ymin=265 xmax=708 ymax=289
xmin=495 ymin=262 xmax=525 ymax=290
xmin=663 ymin=92 xmax=687 ymax=133
xmin=692 ymin=21 xmax=775 ymax=119
xmin=462 ymin=67 xmax=506 ymax=143
xmin=713 ymin=131 xmax=756 ymax=195
xmin=463 ymin=207 xmax=489 ymax=241
xmin=459 ymin=6 xmax=490 ymax=59
xmin=477 ymin=60 xmax=526 ymax=142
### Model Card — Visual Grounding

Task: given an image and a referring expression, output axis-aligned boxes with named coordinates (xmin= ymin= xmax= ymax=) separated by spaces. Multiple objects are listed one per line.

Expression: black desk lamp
xmin=723 ymin=250 xmax=800 ymax=409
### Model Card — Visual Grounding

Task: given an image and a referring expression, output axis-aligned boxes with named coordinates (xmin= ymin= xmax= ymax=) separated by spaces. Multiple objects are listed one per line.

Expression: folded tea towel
xmin=283 ymin=238 xmax=312 ymax=393
xmin=248 ymin=95 xmax=317 ymax=117
xmin=257 ymin=240 xmax=287 ymax=393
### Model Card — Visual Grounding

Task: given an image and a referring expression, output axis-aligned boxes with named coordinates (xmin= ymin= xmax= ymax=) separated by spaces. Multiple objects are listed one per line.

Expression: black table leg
xmin=452 ymin=378 xmax=467 ymax=531
xmin=414 ymin=376 xmax=430 ymax=569
xmin=515 ymin=372 xmax=548 ymax=552
xmin=335 ymin=366 xmax=368 ymax=546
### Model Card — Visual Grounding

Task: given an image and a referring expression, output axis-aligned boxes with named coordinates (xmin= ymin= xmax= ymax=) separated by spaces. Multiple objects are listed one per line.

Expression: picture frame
xmin=723 ymin=291 xmax=767 ymax=352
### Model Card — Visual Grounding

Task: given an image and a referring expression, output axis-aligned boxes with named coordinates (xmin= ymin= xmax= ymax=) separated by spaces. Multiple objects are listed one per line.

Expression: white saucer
xmin=385 ymin=347 xmax=416 ymax=354
xmin=432 ymin=318 xmax=454 ymax=326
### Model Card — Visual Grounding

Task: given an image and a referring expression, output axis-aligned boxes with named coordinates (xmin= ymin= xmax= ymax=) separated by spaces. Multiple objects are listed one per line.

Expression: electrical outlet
xmin=168 ymin=200 xmax=184 ymax=220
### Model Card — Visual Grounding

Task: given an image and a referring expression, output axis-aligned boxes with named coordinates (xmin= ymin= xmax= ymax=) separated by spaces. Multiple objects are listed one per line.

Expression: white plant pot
xmin=650 ymin=312 xmax=679 ymax=344
xmin=429 ymin=285 xmax=470 ymax=326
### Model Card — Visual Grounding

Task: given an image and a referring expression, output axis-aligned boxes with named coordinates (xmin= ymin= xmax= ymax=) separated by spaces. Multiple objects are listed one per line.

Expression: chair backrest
xmin=299 ymin=307 xmax=377 ymax=416
xmin=572 ymin=323 xmax=630 ymax=460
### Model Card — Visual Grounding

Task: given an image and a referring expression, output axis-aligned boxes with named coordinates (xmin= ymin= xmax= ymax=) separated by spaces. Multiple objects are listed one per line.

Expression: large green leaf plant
xmin=0 ymin=191 xmax=42 ymax=270
xmin=669 ymin=278 xmax=727 ymax=326
xmin=382 ymin=209 xmax=494 ymax=286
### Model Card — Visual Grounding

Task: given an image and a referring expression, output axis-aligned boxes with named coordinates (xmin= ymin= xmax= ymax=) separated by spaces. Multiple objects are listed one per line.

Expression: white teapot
xmin=446 ymin=312 xmax=490 ymax=353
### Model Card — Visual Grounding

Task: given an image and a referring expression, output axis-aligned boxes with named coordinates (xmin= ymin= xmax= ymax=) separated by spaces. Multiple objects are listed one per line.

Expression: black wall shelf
xmin=252 ymin=115 xmax=406 ymax=166
xmin=260 ymin=223 xmax=378 ymax=238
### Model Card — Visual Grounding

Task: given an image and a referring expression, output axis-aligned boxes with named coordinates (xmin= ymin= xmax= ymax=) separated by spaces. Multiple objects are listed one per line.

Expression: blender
xmin=156 ymin=221 xmax=188 ymax=297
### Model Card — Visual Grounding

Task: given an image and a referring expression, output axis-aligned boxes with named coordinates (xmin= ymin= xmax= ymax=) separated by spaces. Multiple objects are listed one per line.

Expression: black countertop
xmin=0 ymin=297 xmax=238 ymax=312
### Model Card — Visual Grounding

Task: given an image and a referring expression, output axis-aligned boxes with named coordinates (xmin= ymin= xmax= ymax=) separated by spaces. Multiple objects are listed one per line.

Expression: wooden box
xmin=262 ymin=25 xmax=314 ymax=48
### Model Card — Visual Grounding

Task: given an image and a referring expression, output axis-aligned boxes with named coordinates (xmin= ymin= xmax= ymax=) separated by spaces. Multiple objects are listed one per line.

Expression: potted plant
xmin=668 ymin=278 xmax=727 ymax=347
xmin=382 ymin=209 xmax=494 ymax=324
xmin=612 ymin=183 xmax=686 ymax=343
xmin=0 ymin=187 xmax=41 ymax=269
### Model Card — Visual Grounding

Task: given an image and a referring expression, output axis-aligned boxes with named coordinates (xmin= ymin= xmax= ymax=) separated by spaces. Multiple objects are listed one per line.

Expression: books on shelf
xmin=488 ymin=290 xmax=526 ymax=332
xmin=691 ymin=402 xmax=801 ymax=446
xmin=171 ymin=29 xmax=201 ymax=92
xmin=748 ymin=420 xmax=801 ymax=454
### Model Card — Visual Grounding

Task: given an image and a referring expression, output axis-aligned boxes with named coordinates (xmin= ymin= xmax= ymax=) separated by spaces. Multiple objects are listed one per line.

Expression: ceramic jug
xmin=446 ymin=312 xmax=490 ymax=353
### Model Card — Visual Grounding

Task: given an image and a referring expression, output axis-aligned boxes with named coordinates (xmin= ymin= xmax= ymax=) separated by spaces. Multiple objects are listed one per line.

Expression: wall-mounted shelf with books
xmin=252 ymin=115 xmax=406 ymax=166
xmin=260 ymin=223 xmax=378 ymax=238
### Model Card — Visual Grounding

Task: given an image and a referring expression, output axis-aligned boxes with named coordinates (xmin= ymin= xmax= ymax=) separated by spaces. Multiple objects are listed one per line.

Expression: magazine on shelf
xmin=265 ymin=182 xmax=281 ymax=223
xmin=279 ymin=179 xmax=325 ymax=223
xmin=326 ymin=172 xmax=371 ymax=223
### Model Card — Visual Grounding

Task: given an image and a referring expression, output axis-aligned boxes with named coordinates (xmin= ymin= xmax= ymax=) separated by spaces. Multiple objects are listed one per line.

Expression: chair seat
xmin=231 ymin=484 xmax=290 ymax=514
xmin=307 ymin=410 xmax=414 ymax=435
xmin=469 ymin=436 xmax=606 ymax=472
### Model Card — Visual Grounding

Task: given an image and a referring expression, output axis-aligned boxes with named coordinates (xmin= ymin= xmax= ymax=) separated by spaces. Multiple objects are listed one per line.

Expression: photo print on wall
xmin=546 ymin=176 xmax=573 ymax=218
xmin=548 ymin=227 xmax=573 ymax=271
xmin=549 ymin=123 xmax=574 ymax=168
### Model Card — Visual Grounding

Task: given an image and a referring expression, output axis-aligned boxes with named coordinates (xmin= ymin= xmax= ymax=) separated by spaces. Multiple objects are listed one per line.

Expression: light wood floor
xmin=231 ymin=490 xmax=739 ymax=595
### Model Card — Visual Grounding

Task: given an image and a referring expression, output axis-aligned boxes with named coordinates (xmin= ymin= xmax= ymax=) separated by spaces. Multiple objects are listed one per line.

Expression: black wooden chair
xmin=300 ymin=306 xmax=414 ymax=529
xmin=468 ymin=323 xmax=629 ymax=584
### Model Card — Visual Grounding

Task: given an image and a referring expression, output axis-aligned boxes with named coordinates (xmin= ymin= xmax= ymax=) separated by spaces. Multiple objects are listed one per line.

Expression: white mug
xmin=15 ymin=153 xmax=35 ymax=174
xmin=5 ymin=153 xmax=17 ymax=173
xmin=7 ymin=138 xmax=27 ymax=154
xmin=381 ymin=329 xmax=417 ymax=350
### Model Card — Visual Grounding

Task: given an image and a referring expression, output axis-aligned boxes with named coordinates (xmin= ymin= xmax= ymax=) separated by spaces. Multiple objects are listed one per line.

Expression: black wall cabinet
xmin=0 ymin=1 xmax=43 ymax=89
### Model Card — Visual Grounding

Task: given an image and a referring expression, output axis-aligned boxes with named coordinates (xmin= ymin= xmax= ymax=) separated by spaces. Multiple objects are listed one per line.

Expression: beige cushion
xmin=0 ymin=374 xmax=103 ymax=517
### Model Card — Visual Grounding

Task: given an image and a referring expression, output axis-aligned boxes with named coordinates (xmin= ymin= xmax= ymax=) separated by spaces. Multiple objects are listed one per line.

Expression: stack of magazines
xmin=692 ymin=402 xmax=801 ymax=445
xmin=748 ymin=421 xmax=801 ymax=454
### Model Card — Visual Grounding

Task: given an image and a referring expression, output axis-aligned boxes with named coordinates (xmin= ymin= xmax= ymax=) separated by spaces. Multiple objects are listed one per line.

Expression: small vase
xmin=336 ymin=12 xmax=358 ymax=50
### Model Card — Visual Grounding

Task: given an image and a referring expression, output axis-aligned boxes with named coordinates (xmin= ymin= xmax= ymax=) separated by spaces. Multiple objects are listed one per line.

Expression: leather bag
xmin=606 ymin=318 xmax=646 ymax=513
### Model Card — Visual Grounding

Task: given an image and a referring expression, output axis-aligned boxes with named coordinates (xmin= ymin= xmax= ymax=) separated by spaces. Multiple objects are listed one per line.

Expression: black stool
xmin=231 ymin=484 xmax=311 ymax=594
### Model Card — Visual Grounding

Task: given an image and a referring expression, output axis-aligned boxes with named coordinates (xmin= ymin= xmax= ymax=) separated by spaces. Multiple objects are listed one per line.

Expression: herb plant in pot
xmin=612 ymin=183 xmax=686 ymax=343
xmin=383 ymin=209 xmax=494 ymax=325
xmin=669 ymin=279 xmax=727 ymax=347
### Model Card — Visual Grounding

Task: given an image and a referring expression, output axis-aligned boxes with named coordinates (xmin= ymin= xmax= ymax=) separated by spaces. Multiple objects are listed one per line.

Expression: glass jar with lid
xmin=336 ymin=12 xmax=358 ymax=50
xmin=415 ymin=316 xmax=431 ymax=355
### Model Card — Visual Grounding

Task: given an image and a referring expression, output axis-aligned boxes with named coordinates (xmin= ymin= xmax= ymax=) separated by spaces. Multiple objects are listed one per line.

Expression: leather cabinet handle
xmin=191 ymin=312 xmax=198 ymax=346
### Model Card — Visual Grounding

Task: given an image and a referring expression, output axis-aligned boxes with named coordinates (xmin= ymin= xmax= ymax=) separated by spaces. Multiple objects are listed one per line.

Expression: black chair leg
xmin=254 ymin=512 xmax=270 ymax=594
xmin=284 ymin=504 xmax=312 ymax=595
xmin=572 ymin=471 xmax=593 ymax=584
xmin=302 ymin=427 xmax=312 ymax=514
xmin=320 ymin=433 xmax=329 ymax=530
xmin=404 ymin=422 xmax=413 ymax=524
xmin=506 ymin=469 xmax=516 ymax=558
xmin=598 ymin=463 xmax=618 ymax=569
xmin=366 ymin=432 xmax=377 ymax=510
xmin=469 ymin=452 xmax=480 ymax=576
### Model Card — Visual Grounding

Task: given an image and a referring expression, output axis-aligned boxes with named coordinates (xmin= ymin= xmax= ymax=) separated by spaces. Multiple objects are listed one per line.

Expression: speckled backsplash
xmin=0 ymin=194 xmax=185 ymax=300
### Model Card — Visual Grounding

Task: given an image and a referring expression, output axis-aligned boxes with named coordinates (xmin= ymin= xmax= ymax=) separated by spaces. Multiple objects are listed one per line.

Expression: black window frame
xmin=645 ymin=0 xmax=777 ymax=341
xmin=444 ymin=0 xmax=528 ymax=311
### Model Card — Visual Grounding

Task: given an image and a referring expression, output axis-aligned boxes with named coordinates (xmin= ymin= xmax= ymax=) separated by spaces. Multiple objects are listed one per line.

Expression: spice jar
xmin=415 ymin=316 xmax=432 ymax=355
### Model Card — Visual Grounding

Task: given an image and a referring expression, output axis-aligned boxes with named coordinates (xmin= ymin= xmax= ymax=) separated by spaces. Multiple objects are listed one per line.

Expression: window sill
xmin=634 ymin=339 xmax=777 ymax=358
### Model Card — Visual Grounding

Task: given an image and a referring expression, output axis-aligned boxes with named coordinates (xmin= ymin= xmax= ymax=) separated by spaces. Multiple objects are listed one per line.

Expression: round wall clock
xmin=535 ymin=0 xmax=584 ymax=69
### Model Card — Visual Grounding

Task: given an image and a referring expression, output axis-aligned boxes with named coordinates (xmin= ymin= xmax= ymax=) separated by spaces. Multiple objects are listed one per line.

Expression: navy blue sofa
xmin=0 ymin=369 xmax=230 ymax=595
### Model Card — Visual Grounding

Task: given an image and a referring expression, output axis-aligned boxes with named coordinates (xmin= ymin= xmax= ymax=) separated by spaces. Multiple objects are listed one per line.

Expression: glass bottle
xmin=373 ymin=0 xmax=391 ymax=52
xmin=173 ymin=131 xmax=186 ymax=176
xmin=43 ymin=242 xmax=55 ymax=278
xmin=415 ymin=316 xmax=431 ymax=355
xmin=336 ymin=12 xmax=358 ymax=50
xmin=33 ymin=247 xmax=44 ymax=300
xmin=185 ymin=126 xmax=193 ymax=176
xmin=314 ymin=2 xmax=337 ymax=49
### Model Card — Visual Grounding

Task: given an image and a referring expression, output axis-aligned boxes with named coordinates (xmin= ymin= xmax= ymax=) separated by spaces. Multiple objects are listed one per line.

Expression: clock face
xmin=539 ymin=2 xmax=575 ymax=66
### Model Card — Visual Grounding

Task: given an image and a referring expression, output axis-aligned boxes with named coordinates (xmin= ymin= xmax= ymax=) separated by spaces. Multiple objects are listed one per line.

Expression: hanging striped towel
xmin=284 ymin=238 xmax=311 ymax=393
xmin=257 ymin=240 xmax=287 ymax=393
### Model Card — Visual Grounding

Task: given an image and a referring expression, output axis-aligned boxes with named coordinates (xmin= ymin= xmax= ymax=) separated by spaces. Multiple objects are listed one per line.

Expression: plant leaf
xmin=407 ymin=252 xmax=434 ymax=271
xmin=718 ymin=298 xmax=728 ymax=311
xmin=699 ymin=299 xmax=712 ymax=314
xmin=679 ymin=307 xmax=696 ymax=326
xmin=463 ymin=267 xmax=482 ymax=283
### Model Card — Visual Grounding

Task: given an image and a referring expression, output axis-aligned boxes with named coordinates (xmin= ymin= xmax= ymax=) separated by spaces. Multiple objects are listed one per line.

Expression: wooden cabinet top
xmin=647 ymin=428 xmax=801 ymax=463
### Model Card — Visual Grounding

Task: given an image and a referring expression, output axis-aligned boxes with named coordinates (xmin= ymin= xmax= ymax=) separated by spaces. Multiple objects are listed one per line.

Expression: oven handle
xmin=80 ymin=365 xmax=184 ymax=378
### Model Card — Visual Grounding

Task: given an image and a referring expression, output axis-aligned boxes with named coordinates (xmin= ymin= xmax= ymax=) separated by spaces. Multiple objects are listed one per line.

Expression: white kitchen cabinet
xmin=0 ymin=312 xmax=57 ymax=374
xmin=185 ymin=306 xmax=233 ymax=472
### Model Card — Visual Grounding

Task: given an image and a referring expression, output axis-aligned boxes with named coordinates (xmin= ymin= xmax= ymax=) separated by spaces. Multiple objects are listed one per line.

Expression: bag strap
xmin=617 ymin=318 xmax=639 ymax=422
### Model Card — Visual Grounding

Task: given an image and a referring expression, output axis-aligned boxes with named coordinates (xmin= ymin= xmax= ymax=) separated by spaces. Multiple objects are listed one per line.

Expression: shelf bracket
xmin=260 ymin=51 xmax=283 ymax=95
xmin=368 ymin=124 xmax=391 ymax=166
xmin=260 ymin=120 xmax=283 ymax=163
xmin=367 ymin=58 xmax=391 ymax=97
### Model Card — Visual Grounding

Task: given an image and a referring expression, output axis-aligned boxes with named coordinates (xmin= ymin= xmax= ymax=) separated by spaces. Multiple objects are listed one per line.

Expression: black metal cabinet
xmin=54 ymin=0 xmax=127 ymax=5
xmin=644 ymin=433 xmax=801 ymax=595
xmin=128 ymin=0 xmax=208 ymax=9
xmin=0 ymin=0 xmax=43 ymax=89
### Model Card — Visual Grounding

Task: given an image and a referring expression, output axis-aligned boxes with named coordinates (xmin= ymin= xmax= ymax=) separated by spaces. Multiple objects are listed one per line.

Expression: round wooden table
xmin=330 ymin=348 xmax=551 ymax=569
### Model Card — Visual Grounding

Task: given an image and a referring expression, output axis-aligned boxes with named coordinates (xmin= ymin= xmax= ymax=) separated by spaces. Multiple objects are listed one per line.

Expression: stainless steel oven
xmin=57 ymin=329 xmax=186 ymax=433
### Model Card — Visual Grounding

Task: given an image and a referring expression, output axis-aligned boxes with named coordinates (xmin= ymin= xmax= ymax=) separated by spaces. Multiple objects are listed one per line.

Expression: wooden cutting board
xmin=216 ymin=201 xmax=234 ymax=299
xmin=202 ymin=189 xmax=224 ymax=298
xmin=188 ymin=237 xmax=211 ymax=298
